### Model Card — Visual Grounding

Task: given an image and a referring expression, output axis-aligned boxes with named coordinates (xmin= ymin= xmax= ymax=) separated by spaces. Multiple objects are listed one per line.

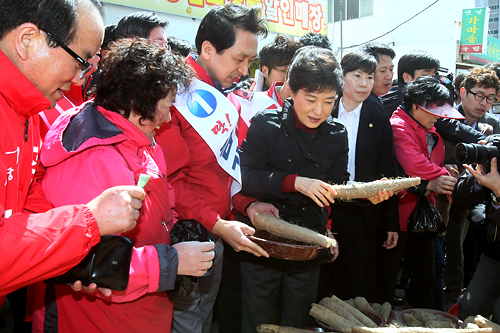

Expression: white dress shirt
xmin=338 ymin=98 xmax=363 ymax=181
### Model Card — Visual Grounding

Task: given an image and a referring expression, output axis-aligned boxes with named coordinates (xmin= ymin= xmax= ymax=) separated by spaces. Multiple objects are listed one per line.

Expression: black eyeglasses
xmin=45 ymin=32 xmax=93 ymax=79
xmin=468 ymin=89 xmax=498 ymax=104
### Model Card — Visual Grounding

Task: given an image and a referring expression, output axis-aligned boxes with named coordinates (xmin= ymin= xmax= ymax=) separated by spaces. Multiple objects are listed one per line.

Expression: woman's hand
xmin=367 ymin=189 xmax=394 ymax=205
xmin=426 ymin=175 xmax=457 ymax=195
xmin=295 ymin=176 xmax=337 ymax=207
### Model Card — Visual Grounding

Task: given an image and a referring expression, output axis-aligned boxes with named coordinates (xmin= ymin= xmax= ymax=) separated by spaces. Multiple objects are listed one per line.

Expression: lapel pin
xmin=369 ymin=123 xmax=373 ymax=128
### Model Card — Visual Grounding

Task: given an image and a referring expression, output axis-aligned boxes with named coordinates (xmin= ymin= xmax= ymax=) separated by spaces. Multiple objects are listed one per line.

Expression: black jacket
xmin=453 ymin=170 xmax=500 ymax=261
xmin=239 ymin=98 xmax=349 ymax=270
xmin=332 ymin=93 xmax=399 ymax=233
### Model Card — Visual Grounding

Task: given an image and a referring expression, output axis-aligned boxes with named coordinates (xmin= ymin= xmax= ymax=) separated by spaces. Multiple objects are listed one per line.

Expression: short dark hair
xmin=340 ymin=51 xmax=377 ymax=76
xmin=167 ymin=36 xmax=192 ymax=57
xmin=397 ymin=50 xmax=440 ymax=86
xmin=93 ymin=38 xmax=193 ymax=124
xmin=0 ymin=0 xmax=102 ymax=45
xmin=195 ymin=4 xmax=267 ymax=55
xmin=299 ymin=32 xmax=331 ymax=50
xmin=114 ymin=12 xmax=168 ymax=40
xmin=359 ymin=42 xmax=395 ymax=62
xmin=454 ymin=71 xmax=467 ymax=91
xmin=101 ymin=23 xmax=116 ymax=51
xmin=462 ymin=67 xmax=499 ymax=93
xmin=402 ymin=76 xmax=450 ymax=111
xmin=259 ymin=34 xmax=302 ymax=70
xmin=288 ymin=46 xmax=342 ymax=94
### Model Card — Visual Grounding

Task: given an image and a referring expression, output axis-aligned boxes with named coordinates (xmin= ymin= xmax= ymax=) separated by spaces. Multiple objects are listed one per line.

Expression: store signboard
xmin=459 ymin=7 xmax=489 ymax=54
xmin=103 ymin=0 xmax=327 ymax=36
xmin=484 ymin=36 xmax=500 ymax=62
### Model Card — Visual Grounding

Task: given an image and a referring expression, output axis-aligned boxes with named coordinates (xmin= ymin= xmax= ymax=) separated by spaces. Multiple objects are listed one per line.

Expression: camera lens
xmin=455 ymin=143 xmax=499 ymax=165
xmin=455 ymin=143 xmax=477 ymax=164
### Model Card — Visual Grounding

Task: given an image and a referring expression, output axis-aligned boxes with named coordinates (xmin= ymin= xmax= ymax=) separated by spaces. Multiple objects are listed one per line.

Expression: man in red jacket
xmin=155 ymin=4 xmax=279 ymax=332
xmin=0 ymin=0 xmax=145 ymax=302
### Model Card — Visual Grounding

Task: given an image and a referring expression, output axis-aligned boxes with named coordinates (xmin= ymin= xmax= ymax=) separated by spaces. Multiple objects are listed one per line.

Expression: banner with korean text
xmin=103 ymin=0 xmax=327 ymax=36
xmin=459 ymin=7 xmax=489 ymax=54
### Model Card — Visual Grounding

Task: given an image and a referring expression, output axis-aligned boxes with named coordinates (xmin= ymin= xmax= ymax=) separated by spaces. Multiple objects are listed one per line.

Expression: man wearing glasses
xmin=0 ymin=0 xmax=145 ymax=306
xmin=459 ymin=67 xmax=500 ymax=133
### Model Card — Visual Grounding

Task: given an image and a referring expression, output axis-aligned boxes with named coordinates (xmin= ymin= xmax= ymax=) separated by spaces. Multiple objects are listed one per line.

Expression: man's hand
xmin=295 ymin=176 xmax=337 ymax=207
xmin=464 ymin=157 xmax=500 ymax=196
xmin=445 ymin=164 xmax=460 ymax=178
xmin=426 ymin=175 xmax=457 ymax=195
xmin=174 ymin=241 xmax=215 ymax=277
xmin=87 ymin=185 xmax=145 ymax=236
xmin=383 ymin=232 xmax=398 ymax=249
xmin=246 ymin=202 xmax=279 ymax=225
xmin=212 ymin=219 xmax=269 ymax=258
xmin=71 ymin=281 xmax=112 ymax=297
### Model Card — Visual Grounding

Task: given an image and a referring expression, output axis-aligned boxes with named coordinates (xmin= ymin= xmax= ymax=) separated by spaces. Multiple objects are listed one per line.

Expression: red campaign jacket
xmin=155 ymin=54 xmax=253 ymax=229
xmin=0 ymin=51 xmax=101 ymax=298
xmin=390 ymin=107 xmax=450 ymax=231
xmin=32 ymin=102 xmax=178 ymax=332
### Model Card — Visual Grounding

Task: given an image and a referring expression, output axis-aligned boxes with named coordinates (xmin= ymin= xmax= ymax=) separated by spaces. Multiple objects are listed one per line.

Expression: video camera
xmin=455 ymin=134 xmax=500 ymax=173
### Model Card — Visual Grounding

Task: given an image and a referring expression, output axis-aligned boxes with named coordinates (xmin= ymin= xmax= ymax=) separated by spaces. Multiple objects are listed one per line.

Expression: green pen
xmin=137 ymin=174 xmax=151 ymax=188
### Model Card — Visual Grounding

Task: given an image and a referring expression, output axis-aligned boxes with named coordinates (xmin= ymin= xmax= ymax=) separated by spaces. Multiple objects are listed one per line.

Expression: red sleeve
xmin=23 ymin=163 xmax=55 ymax=214
xmin=155 ymin=122 xmax=220 ymax=231
xmin=280 ymin=174 xmax=298 ymax=193
xmin=0 ymin=205 xmax=101 ymax=296
xmin=232 ymin=193 xmax=258 ymax=216
xmin=392 ymin=120 xmax=449 ymax=180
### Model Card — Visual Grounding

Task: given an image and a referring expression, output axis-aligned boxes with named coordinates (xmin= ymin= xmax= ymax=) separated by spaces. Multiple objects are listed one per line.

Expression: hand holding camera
xmin=463 ymin=158 xmax=500 ymax=197
xmin=456 ymin=135 xmax=500 ymax=196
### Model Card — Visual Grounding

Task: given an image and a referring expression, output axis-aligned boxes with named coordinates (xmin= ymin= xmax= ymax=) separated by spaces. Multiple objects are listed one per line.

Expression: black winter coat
xmin=239 ymin=98 xmax=349 ymax=271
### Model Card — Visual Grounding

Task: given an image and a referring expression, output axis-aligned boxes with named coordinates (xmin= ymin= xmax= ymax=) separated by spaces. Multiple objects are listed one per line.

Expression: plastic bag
xmin=407 ymin=196 xmax=446 ymax=239
xmin=170 ymin=219 xmax=218 ymax=297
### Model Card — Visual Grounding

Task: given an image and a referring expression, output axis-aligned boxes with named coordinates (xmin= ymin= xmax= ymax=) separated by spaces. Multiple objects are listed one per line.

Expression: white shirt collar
xmin=338 ymin=98 xmax=363 ymax=118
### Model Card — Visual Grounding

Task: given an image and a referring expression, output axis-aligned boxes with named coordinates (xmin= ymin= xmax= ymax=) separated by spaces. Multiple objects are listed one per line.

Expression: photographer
xmin=454 ymin=137 xmax=500 ymax=323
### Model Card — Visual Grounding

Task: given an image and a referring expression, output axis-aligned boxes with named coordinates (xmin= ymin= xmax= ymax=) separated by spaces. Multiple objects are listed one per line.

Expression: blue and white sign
xmin=175 ymin=79 xmax=241 ymax=196
xmin=187 ymin=90 xmax=217 ymax=118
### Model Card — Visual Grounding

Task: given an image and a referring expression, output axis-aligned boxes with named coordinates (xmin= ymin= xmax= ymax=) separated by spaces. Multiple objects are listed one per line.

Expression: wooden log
xmin=380 ymin=302 xmax=392 ymax=321
xmin=351 ymin=327 xmax=497 ymax=333
xmin=331 ymin=177 xmax=421 ymax=201
xmin=475 ymin=315 xmax=500 ymax=331
xmin=256 ymin=324 xmax=323 ymax=333
xmin=319 ymin=297 xmax=364 ymax=327
xmin=253 ymin=212 xmax=336 ymax=248
xmin=330 ymin=295 xmax=377 ymax=328
xmin=354 ymin=297 xmax=375 ymax=312
xmin=309 ymin=303 xmax=353 ymax=331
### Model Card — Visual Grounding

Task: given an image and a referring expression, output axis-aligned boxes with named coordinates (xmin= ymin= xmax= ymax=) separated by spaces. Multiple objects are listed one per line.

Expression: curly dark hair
xmin=93 ymin=38 xmax=193 ymax=124
xmin=402 ymin=76 xmax=450 ymax=111
xmin=463 ymin=67 xmax=499 ymax=93
xmin=299 ymin=32 xmax=331 ymax=50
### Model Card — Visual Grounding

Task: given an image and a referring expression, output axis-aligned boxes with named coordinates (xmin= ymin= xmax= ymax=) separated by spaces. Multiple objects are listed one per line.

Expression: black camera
xmin=455 ymin=135 xmax=500 ymax=173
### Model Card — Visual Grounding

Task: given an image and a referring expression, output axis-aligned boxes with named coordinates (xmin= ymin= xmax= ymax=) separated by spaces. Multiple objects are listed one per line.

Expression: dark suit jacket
xmin=332 ymin=93 xmax=399 ymax=233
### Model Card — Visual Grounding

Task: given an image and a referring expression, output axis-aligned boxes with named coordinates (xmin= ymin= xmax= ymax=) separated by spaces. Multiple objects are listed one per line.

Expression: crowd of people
xmin=3 ymin=0 xmax=500 ymax=332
